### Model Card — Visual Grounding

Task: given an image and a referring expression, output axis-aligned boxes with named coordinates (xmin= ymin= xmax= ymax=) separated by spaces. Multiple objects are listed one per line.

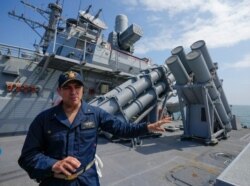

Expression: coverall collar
xmin=53 ymin=101 xmax=95 ymax=128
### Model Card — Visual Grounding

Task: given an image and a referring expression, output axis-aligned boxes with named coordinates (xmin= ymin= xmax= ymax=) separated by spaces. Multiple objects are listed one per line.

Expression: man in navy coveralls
xmin=18 ymin=71 xmax=171 ymax=186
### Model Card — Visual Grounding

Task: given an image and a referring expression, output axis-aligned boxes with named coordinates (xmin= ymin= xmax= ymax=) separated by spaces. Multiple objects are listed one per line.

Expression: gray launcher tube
xmin=105 ymin=78 xmax=136 ymax=97
xmin=165 ymin=55 xmax=190 ymax=85
xmin=186 ymin=50 xmax=231 ymax=127
xmin=115 ymin=69 xmax=162 ymax=106
xmin=98 ymin=68 xmax=163 ymax=113
xmin=213 ymin=74 xmax=231 ymax=115
xmin=171 ymin=46 xmax=192 ymax=74
xmin=167 ymin=73 xmax=175 ymax=84
xmin=185 ymin=50 xmax=211 ymax=83
xmin=89 ymin=78 xmax=136 ymax=106
xmin=219 ymin=88 xmax=231 ymax=116
xmin=191 ymin=40 xmax=231 ymax=116
xmin=186 ymin=51 xmax=219 ymax=100
xmin=191 ymin=40 xmax=215 ymax=71
xmin=123 ymin=83 xmax=166 ymax=119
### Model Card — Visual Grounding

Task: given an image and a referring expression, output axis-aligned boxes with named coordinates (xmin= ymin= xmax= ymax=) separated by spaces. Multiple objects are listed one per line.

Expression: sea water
xmin=231 ymin=105 xmax=250 ymax=128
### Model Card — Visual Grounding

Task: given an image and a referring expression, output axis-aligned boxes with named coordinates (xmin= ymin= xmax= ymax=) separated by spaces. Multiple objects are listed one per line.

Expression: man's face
xmin=58 ymin=81 xmax=83 ymax=107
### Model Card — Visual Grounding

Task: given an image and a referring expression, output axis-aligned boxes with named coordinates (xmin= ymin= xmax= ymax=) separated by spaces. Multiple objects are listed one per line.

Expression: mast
xmin=8 ymin=0 xmax=62 ymax=53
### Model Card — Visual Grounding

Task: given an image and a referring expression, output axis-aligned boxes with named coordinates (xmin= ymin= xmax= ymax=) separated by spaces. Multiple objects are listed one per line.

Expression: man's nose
xmin=70 ymin=87 xmax=77 ymax=93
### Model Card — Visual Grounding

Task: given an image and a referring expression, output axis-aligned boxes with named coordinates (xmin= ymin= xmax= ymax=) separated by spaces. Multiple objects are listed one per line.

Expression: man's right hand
xmin=52 ymin=156 xmax=81 ymax=176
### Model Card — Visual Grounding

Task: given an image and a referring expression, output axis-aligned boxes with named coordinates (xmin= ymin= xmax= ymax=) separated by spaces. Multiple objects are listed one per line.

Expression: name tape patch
xmin=81 ymin=121 xmax=95 ymax=129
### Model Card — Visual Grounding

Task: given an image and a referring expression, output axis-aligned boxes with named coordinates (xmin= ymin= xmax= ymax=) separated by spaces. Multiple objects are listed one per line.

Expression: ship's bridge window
xmin=75 ymin=37 xmax=95 ymax=50
xmin=78 ymin=18 xmax=100 ymax=36
xmin=76 ymin=37 xmax=85 ymax=50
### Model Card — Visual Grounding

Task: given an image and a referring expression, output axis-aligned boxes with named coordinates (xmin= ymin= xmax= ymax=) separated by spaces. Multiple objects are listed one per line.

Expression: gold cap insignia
xmin=65 ymin=71 xmax=76 ymax=79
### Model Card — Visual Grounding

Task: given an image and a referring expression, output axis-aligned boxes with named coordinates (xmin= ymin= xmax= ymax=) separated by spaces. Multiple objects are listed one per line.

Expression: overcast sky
xmin=1 ymin=0 xmax=250 ymax=105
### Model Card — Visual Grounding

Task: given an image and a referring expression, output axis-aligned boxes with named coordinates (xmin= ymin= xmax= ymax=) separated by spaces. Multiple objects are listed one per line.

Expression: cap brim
xmin=60 ymin=79 xmax=84 ymax=87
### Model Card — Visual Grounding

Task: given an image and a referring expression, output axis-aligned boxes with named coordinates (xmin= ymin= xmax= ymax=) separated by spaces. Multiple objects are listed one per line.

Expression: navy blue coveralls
xmin=18 ymin=101 xmax=149 ymax=186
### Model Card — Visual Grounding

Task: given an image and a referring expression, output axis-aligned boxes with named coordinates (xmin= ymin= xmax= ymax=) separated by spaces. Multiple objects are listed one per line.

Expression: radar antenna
xmin=8 ymin=0 xmax=62 ymax=53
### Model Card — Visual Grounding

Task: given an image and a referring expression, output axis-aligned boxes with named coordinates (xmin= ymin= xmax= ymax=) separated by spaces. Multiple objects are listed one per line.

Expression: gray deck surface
xmin=0 ymin=122 xmax=250 ymax=186
xmin=216 ymin=142 xmax=250 ymax=186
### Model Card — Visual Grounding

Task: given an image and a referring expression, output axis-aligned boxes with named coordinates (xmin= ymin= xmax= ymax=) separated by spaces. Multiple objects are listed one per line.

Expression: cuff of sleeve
xmin=144 ymin=122 xmax=150 ymax=133
xmin=46 ymin=158 xmax=58 ymax=176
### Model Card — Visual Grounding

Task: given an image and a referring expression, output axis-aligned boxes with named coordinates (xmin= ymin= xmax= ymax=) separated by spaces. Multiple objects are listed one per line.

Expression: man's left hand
xmin=147 ymin=116 xmax=172 ymax=133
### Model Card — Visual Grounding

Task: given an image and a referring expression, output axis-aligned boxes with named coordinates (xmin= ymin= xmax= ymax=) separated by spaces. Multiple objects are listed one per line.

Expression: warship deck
xmin=0 ymin=121 xmax=250 ymax=186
